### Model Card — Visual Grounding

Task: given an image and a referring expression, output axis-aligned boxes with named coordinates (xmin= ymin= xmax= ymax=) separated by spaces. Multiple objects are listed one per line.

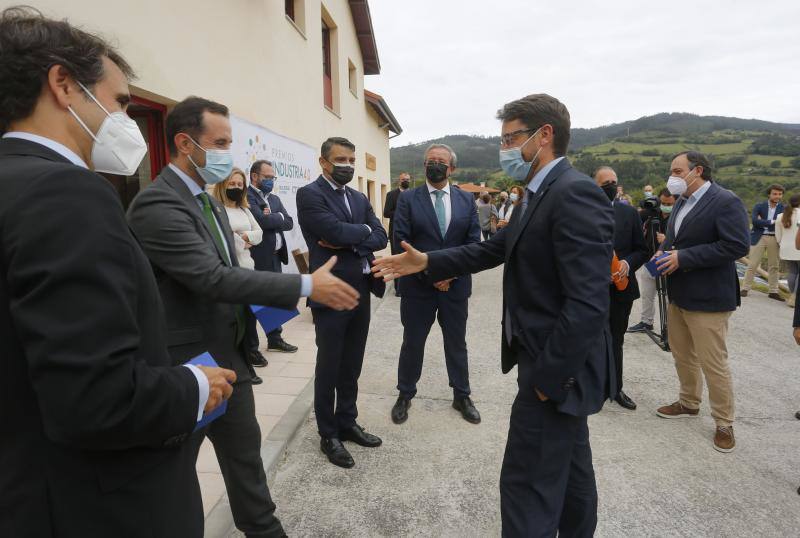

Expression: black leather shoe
xmin=391 ymin=396 xmax=411 ymax=424
xmin=452 ymin=397 xmax=481 ymax=424
xmin=268 ymin=339 xmax=298 ymax=353
xmin=320 ymin=438 xmax=354 ymax=468
xmin=615 ymin=391 xmax=637 ymax=410
xmin=340 ymin=424 xmax=382 ymax=447
xmin=250 ymin=350 xmax=268 ymax=368
xmin=251 ymin=375 xmax=263 ymax=385
xmin=627 ymin=321 xmax=653 ymax=333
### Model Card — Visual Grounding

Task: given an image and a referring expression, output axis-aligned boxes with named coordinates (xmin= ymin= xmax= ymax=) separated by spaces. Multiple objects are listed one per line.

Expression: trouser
xmin=609 ymin=300 xmax=634 ymax=394
xmin=311 ymin=276 xmax=372 ymax=438
xmin=786 ymin=260 xmax=800 ymax=293
xmin=249 ymin=254 xmax=284 ymax=354
xmin=482 ymin=228 xmax=494 ymax=241
xmin=500 ymin=384 xmax=597 ymax=537
xmin=194 ymin=370 xmax=284 ymax=537
xmin=743 ymin=235 xmax=780 ymax=293
xmin=637 ymin=266 xmax=657 ymax=325
xmin=397 ymin=293 xmax=471 ymax=400
xmin=667 ymin=303 xmax=735 ymax=427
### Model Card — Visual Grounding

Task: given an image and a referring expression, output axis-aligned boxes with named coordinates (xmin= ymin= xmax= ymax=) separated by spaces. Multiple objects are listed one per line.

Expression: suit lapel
xmin=508 ymin=159 xmax=570 ymax=255
xmin=162 ymin=167 xmax=233 ymax=266
xmin=416 ymin=186 xmax=443 ymax=240
xmin=316 ymin=176 xmax=352 ymax=223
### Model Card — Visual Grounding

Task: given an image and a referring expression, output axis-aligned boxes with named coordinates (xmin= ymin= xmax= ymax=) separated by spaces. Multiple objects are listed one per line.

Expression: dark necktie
xmin=197 ymin=192 xmax=245 ymax=345
xmin=335 ymin=188 xmax=352 ymax=220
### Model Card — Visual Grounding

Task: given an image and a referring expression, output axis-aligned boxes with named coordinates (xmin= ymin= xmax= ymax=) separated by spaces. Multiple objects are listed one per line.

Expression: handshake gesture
xmin=371 ymin=241 xmax=429 ymax=281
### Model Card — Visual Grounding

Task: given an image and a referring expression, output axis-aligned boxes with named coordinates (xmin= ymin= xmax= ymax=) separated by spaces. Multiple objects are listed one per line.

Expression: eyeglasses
xmin=500 ymin=128 xmax=537 ymax=148
xmin=261 ymin=175 xmax=277 ymax=181
xmin=424 ymin=159 xmax=450 ymax=167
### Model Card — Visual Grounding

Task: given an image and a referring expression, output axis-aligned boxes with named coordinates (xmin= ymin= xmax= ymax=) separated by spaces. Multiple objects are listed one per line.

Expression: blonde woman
xmin=212 ymin=168 xmax=263 ymax=270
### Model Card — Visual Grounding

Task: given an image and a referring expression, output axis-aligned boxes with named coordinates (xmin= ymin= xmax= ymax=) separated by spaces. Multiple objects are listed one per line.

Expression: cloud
xmin=365 ymin=0 xmax=800 ymax=146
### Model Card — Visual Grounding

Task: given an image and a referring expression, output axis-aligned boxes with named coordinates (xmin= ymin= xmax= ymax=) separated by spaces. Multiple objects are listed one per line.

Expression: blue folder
xmin=250 ymin=305 xmax=299 ymax=334
xmin=645 ymin=253 xmax=671 ymax=278
xmin=187 ymin=352 xmax=227 ymax=432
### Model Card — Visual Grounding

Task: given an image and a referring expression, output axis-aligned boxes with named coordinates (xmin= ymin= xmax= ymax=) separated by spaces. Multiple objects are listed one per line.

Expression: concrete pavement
xmin=254 ymin=267 xmax=800 ymax=536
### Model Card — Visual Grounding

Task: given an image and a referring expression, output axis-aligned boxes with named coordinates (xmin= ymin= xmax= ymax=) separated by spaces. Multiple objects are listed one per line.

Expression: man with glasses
xmin=247 ymin=160 xmax=299 ymax=368
xmin=389 ymin=144 xmax=482 ymax=425
xmin=372 ymin=94 xmax=615 ymax=536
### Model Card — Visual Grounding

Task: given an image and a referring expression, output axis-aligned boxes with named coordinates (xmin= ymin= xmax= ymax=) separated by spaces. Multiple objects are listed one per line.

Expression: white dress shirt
xmin=427 ymin=181 xmax=452 ymax=232
xmin=2 ymin=134 xmax=210 ymax=420
xmin=673 ymin=180 xmax=712 ymax=236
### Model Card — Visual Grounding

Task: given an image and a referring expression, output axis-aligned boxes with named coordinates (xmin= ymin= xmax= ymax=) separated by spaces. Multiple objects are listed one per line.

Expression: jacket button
xmin=562 ymin=377 xmax=576 ymax=390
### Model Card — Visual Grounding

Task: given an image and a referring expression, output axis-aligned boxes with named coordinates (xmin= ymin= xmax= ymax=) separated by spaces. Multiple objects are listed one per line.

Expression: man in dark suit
xmin=390 ymin=144 xmax=482 ymax=425
xmin=742 ymin=184 xmax=785 ymax=300
xmin=383 ymin=171 xmax=412 ymax=253
xmin=373 ymin=94 xmax=615 ymax=537
xmin=246 ymin=159 xmax=298 ymax=367
xmin=0 ymin=9 xmax=234 ymax=537
xmin=654 ymin=150 xmax=749 ymax=453
xmin=297 ymin=136 xmax=388 ymax=468
xmin=128 ymin=98 xmax=359 ymax=537
xmin=594 ymin=167 xmax=649 ymax=410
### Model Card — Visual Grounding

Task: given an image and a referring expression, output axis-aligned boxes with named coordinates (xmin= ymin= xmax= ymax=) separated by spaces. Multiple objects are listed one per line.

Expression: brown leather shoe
xmin=656 ymin=401 xmax=699 ymax=419
xmin=768 ymin=293 xmax=785 ymax=302
xmin=714 ymin=426 xmax=735 ymax=453
xmin=740 ymin=290 xmax=748 ymax=297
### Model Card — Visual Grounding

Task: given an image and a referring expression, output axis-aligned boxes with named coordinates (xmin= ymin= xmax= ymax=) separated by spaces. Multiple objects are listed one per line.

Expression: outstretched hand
xmin=371 ymin=241 xmax=429 ymax=281
xmin=310 ymin=256 xmax=360 ymax=310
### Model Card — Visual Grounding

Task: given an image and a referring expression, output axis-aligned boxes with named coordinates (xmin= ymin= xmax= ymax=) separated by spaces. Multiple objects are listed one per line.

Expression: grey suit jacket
xmin=127 ymin=165 xmax=302 ymax=379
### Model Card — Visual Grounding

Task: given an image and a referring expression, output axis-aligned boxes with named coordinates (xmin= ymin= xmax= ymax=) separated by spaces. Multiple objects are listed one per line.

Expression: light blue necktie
xmin=434 ymin=190 xmax=446 ymax=237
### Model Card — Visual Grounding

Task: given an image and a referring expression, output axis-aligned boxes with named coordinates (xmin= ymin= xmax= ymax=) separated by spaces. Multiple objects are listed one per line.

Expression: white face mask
xmin=666 ymin=169 xmax=698 ymax=197
xmin=67 ymin=81 xmax=148 ymax=175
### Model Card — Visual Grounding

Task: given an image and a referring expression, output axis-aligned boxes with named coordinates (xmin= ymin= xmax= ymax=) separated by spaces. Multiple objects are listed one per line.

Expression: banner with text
xmin=230 ymin=114 xmax=318 ymax=274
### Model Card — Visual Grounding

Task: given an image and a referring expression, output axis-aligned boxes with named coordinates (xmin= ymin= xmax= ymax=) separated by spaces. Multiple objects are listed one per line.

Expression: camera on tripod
xmin=641 ymin=196 xmax=659 ymax=211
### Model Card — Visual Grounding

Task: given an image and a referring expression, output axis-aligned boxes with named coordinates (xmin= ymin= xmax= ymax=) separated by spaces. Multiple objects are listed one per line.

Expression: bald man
xmin=594 ymin=167 xmax=648 ymax=410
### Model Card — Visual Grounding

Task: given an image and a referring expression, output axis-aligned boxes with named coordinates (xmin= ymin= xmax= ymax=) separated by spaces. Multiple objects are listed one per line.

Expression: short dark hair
xmin=767 ymin=183 xmax=785 ymax=195
xmin=658 ymin=188 xmax=675 ymax=199
xmin=165 ymin=96 xmax=229 ymax=156
xmin=0 ymin=6 xmax=135 ymax=133
xmin=321 ymin=137 xmax=355 ymax=160
xmin=673 ymin=150 xmax=713 ymax=181
xmin=496 ymin=94 xmax=571 ymax=156
xmin=250 ymin=159 xmax=273 ymax=178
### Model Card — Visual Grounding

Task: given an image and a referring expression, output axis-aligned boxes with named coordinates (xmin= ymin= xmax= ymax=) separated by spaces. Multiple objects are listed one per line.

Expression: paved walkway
xmin=260 ymin=267 xmax=800 ymax=537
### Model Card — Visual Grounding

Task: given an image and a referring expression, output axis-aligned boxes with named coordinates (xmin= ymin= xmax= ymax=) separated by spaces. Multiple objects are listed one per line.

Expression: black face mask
xmin=400 ymin=180 xmax=410 ymax=189
xmin=601 ymin=182 xmax=617 ymax=202
xmin=425 ymin=162 xmax=448 ymax=184
xmin=226 ymin=187 xmax=244 ymax=203
xmin=328 ymin=162 xmax=355 ymax=185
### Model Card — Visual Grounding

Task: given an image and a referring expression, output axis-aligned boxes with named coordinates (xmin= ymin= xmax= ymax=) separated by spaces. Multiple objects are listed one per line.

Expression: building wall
xmin=17 ymin=0 xmax=391 ymax=211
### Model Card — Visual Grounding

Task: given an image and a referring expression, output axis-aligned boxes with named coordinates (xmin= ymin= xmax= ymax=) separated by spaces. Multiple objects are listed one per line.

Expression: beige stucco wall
xmin=11 ymin=0 xmax=392 ymax=212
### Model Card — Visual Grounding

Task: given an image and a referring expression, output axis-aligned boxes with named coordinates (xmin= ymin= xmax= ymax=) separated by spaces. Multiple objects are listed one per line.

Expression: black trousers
xmin=192 ymin=359 xmax=284 ymax=538
xmin=248 ymin=254 xmax=284 ymax=354
xmin=311 ymin=276 xmax=371 ymax=438
xmin=397 ymin=294 xmax=470 ymax=399
xmin=500 ymin=388 xmax=597 ymax=537
xmin=609 ymin=300 xmax=634 ymax=394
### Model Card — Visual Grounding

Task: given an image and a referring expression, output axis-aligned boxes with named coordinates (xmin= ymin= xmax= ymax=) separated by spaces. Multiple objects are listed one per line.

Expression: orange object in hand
xmin=611 ymin=253 xmax=629 ymax=291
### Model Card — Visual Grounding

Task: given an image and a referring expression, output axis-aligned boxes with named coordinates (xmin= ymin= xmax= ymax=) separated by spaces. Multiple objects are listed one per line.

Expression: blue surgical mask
xmin=660 ymin=205 xmax=673 ymax=214
xmin=509 ymin=193 xmax=519 ymax=202
xmin=498 ymin=128 xmax=543 ymax=182
xmin=187 ymin=137 xmax=234 ymax=185
xmin=260 ymin=179 xmax=274 ymax=194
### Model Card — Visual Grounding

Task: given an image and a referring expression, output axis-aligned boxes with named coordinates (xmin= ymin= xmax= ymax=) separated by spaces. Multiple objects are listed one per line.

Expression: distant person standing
xmin=654 ymin=151 xmax=749 ymax=453
xmin=628 ymin=188 xmax=676 ymax=332
xmin=775 ymin=194 xmax=800 ymax=307
xmin=742 ymin=184 xmax=785 ymax=301
xmin=247 ymin=159 xmax=299 ymax=363
xmin=616 ymin=185 xmax=633 ymax=205
xmin=497 ymin=184 xmax=524 ymax=229
xmin=638 ymin=184 xmax=655 ymax=214
xmin=476 ymin=191 xmax=498 ymax=240
xmin=496 ymin=190 xmax=510 ymax=213
xmin=594 ymin=167 xmax=648 ymax=410
xmin=383 ymin=171 xmax=412 ymax=254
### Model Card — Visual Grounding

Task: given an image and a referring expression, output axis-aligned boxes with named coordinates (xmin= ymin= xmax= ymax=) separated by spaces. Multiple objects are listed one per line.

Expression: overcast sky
xmin=366 ymin=0 xmax=800 ymax=147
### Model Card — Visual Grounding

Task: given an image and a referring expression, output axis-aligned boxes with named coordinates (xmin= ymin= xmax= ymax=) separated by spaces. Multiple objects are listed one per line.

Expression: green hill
xmin=390 ymin=113 xmax=800 ymax=208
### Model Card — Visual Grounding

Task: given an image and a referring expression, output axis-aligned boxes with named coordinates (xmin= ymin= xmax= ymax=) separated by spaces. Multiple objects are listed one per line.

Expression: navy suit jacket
xmin=426 ymin=159 xmax=616 ymax=416
xmin=247 ymin=186 xmax=292 ymax=267
xmin=750 ymin=200 xmax=784 ymax=245
xmin=394 ymin=184 xmax=481 ymax=300
xmin=662 ymin=181 xmax=750 ymax=312
xmin=611 ymin=201 xmax=649 ymax=303
xmin=297 ymin=176 xmax=387 ymax=307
